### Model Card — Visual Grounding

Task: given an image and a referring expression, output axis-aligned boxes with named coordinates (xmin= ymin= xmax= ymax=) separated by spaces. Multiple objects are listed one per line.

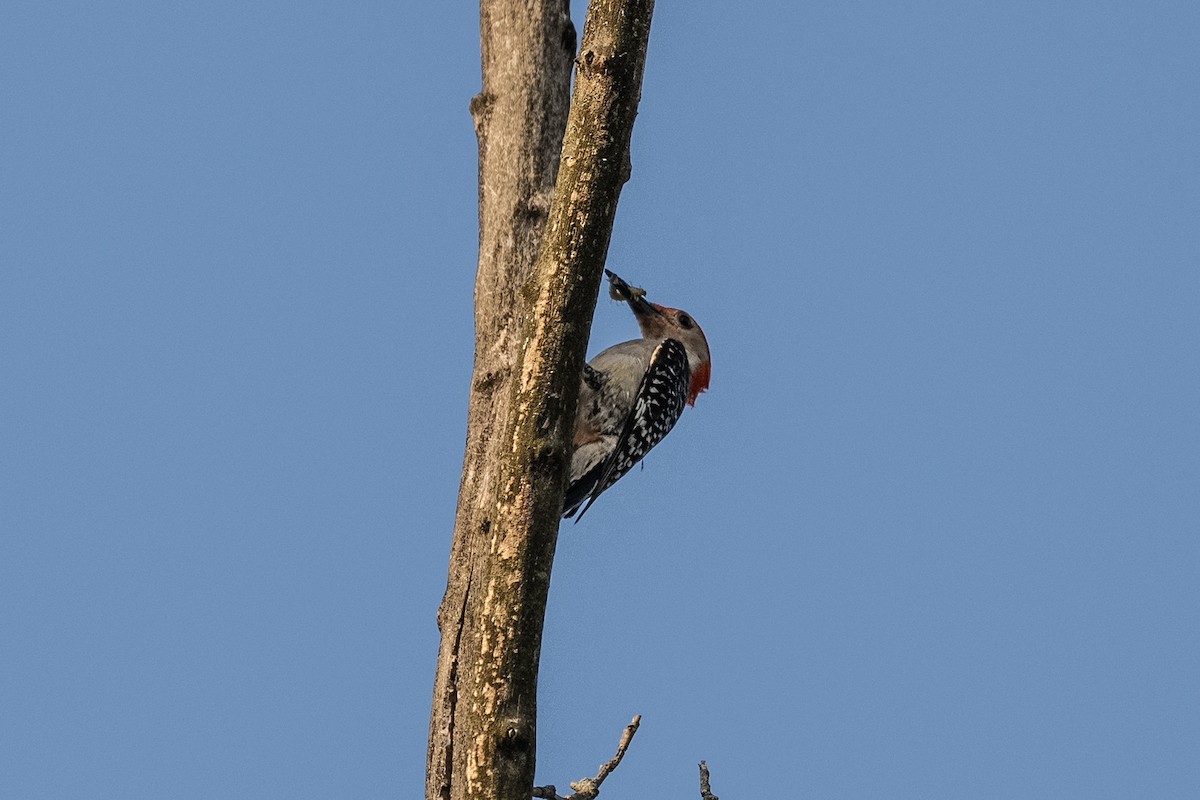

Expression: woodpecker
xmin=563 ymin=270 xmax=711 ymax=520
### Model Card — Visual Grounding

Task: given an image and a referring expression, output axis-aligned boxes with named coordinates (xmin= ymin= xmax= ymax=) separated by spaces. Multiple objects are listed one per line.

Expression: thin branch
xmin=533 ymin=715 xmax=642 ymax=800
xmin=698 ymin=761 xmax=718 ymax=800
xmin=581 ymin=714 xmax=641 ymax=793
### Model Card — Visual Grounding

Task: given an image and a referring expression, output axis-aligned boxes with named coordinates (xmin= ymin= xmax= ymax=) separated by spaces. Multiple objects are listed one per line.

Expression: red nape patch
xmin=688 ymin=361 xmax=711 ymax=406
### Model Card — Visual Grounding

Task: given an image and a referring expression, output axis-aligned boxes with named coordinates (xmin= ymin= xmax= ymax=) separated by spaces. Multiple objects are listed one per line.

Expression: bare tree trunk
xmin=427 ymin=2 xmax=657 ymax=799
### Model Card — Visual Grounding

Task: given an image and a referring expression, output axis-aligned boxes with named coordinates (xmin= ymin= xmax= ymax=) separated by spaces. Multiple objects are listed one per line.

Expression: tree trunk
xmin=427 ymin=2 xmax=657 ymax=798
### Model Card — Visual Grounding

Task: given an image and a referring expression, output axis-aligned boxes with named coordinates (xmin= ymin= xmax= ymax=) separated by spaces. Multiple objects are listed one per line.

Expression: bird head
xmin=606 ymin=270 xmax=711 ymax=405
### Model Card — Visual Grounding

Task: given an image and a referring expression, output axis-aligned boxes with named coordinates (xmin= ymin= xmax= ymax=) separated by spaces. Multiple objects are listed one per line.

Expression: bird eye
xmin=677 ymin=312 xmax=693 ymax=329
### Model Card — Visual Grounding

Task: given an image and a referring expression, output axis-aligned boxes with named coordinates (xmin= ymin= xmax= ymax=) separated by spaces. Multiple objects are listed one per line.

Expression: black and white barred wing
xmin=574 ymin=338 xmax=691 ymax=520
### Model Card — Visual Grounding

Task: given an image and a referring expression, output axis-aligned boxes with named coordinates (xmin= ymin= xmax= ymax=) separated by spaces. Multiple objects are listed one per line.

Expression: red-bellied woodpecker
xmin=563 ymin=270 xmax=711 ymax=520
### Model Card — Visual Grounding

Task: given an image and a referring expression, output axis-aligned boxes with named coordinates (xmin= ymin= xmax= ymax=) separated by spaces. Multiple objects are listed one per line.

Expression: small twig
xmin=533 ymin=715 xmax=642 ymax=800
xmin=584 ymin=714 xmax=641 ymax=790
xmin=699 ymin=760 xmax=718 ymax=800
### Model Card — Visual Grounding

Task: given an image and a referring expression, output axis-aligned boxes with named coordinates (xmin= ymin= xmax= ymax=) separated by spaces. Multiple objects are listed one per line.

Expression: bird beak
xmin=605 ymin=269 xmax=663 ymax=318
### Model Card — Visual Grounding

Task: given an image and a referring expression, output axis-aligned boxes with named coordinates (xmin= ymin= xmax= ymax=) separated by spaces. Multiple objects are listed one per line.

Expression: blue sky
xmin=3 ymin=2 xmax=1197 ymax=798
